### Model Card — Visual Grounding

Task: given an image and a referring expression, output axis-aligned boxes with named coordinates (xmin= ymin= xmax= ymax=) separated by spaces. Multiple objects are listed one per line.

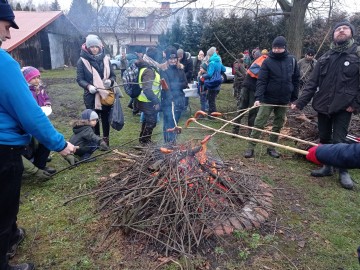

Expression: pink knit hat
xmin=22 ymin=66 xmax=41 ymax=83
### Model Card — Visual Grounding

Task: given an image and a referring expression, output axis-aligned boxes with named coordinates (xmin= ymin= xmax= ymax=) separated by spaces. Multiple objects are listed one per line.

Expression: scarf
xmin=330 ymin=38 xmax=354 ymax=53
xmin=81 ymin=55 xmax=111 ymax=110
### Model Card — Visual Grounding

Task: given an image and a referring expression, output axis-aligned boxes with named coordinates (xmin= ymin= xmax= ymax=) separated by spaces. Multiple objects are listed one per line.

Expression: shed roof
xmin=2 ymin=11 xmax=63 ymax=52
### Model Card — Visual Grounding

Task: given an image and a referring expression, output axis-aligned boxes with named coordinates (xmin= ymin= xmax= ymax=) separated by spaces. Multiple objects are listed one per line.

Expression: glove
xmin=64 ymin=154 xmax=79 ymax=165
xmin=103 ymin=79 xmax=112 ymax=89
xmin=306 ymin=145 xmax=322 ymax=165
xmin=34 ymin=169 xmax=52 ymax=181
xmin=99 ymin=140 xmax=110 ymax=151
xmin=88 ymin=85 xmax=97 ymax=94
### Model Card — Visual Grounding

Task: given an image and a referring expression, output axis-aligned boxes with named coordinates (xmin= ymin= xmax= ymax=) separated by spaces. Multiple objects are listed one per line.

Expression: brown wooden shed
xmin=2 ymin=11 xmax=83 ymax=69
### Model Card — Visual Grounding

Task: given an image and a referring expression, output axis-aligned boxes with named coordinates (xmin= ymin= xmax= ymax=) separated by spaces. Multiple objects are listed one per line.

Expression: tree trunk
xmin=277 ymin=0 xmax=311 ymax=59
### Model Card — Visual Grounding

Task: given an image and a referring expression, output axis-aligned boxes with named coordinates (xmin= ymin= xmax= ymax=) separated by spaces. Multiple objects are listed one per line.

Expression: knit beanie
xmin=165 ymin=46 xmax=178 ymax=60
xmin=85 ymin=34 xmax=102 ymax=48
xmin=81 ymin=109 xmax=99 ymax=121
xmin=332 ymin=21 xmax=355 ymax=39
xmin=272 ymin=36 xmax=287 ymax=48
xmin=0 ymin=2 xmax=19 ymax=29
xmin=306 ymin=48 xmax=315 ymax=56
xmin=207 ymin=46 xmax=217 ymax=57
xmin=200 ymin=63 xmax=208 ymax=71
xmin=22 ymin=66 xmax=41 ymax=83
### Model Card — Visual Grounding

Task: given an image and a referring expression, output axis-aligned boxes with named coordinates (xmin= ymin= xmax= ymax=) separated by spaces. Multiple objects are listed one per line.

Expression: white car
xmin=222 ymin=66 xmax=234 ymax=83
xmin=110 ymin=55 xmax=121 ymax=70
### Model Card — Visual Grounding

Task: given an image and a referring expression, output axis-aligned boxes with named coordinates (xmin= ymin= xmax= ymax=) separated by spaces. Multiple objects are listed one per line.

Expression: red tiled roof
xmin=2 ymin=11 xmax=63 ymax=52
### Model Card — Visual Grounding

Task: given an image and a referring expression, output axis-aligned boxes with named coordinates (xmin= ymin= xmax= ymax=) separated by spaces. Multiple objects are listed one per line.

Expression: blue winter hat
xmin=81 ymin=109 xmax=99 ymax=121
xmin=0 ymin=1 xmax=19 ymax=29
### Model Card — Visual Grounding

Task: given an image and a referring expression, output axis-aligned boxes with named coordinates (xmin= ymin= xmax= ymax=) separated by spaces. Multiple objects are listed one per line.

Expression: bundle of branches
xmin=96 ymin=142 xmax=266 ymax=256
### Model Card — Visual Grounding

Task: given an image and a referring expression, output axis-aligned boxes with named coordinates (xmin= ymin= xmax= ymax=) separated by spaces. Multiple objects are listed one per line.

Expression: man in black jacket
xmin=244 ymin=36 xmax=299 ymax=159
xmin=291 ymin=21 xmax=360 ymax=190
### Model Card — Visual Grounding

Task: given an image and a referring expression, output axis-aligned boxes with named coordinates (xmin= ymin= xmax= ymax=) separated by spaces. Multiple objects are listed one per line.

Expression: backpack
xmin=122 ymin=63 xmax=141 ymax=98
xmin=247 ymin=55 xmax=268 ymax=79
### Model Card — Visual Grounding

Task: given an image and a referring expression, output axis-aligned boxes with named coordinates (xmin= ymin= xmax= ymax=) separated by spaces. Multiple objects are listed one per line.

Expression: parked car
xmin=222 ymin=66 xmax=234 ymax=83
xmin=110 ymin=55 xmax=121 ymax=70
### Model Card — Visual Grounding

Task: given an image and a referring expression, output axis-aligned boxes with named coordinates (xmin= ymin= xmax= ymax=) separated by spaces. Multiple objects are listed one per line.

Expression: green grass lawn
xmin=14 ymin=68 xmax=360 ymax=269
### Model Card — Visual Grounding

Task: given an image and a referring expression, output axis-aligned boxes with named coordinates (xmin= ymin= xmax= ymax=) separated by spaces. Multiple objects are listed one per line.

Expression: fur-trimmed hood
xmin=71 ymin=119 xmax=93 ymax=128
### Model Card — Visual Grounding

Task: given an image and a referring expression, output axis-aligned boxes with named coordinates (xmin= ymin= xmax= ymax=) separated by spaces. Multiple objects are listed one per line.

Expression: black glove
xmin=99 ymin=140 xmax=110 ymax=151
xmin=34 ymin=169 xmax=52 ymax=181
xmin=64 ymin=154 xmax=79 ymax=165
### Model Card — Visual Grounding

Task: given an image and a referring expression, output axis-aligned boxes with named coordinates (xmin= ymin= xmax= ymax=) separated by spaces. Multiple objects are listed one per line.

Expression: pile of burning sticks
xmin=96 ymin=140 xmax=273 ymax=256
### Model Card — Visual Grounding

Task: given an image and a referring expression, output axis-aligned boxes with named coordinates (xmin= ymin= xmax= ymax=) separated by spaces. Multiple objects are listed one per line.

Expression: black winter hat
xmin=0 ymin=2 xmax=19 ymax=29
xmin=272 ymin=36 xmax=287 ymax=48
xmin=306 ymin=48 xmax=316 ymax=56
xmin=165 ymin=46 xmax=178 ymax=60
xmin=332 ymin=21 xmax=355 ymax=39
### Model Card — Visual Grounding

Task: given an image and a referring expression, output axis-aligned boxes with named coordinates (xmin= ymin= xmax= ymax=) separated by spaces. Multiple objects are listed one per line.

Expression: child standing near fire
xmin=197 ymin=63 xmax=209 ymax=113
xmin=21 ymin=66 xmax=56 ymax=175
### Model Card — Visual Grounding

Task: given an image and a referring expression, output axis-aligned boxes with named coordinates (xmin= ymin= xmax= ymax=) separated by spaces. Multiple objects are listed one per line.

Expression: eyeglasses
xmin=335 ymin=26 xmax=351 ymax=32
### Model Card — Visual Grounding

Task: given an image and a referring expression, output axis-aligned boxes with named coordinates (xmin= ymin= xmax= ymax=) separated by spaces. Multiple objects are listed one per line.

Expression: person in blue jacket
xmin=306 ymin=143 xmax=360 ymax=171
xmin=0 ymin=5 xmax=77 ymax=270
xmin=201 ymin=47 xmax=226 ymax=115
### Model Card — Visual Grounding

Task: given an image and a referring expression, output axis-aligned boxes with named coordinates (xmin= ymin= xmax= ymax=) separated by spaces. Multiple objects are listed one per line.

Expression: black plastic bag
xmin=109 ymin=87 xmax=124 ymax=131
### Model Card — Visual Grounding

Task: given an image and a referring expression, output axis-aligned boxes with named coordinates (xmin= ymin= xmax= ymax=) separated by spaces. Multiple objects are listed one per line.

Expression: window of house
xmin=138 ymin=19 xmax=145 ymax=30
xmin=129 ymin=18 xmax=136 ymax=29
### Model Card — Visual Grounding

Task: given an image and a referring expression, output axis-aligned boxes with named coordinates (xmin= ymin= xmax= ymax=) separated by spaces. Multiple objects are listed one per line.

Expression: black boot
xmin=311 ymin=165 xmax=334 ymax=177
xmin=339 ymin=169 xmax=354 ymax=190
xmin=244 ymin=149 xmax=254 ymax=158
xmin=232 ymin=126 xmax=239 ymax=135
xmin=267 ymin=148 xmax=280 ymax=158
xmin=103 ymin=137 xmax=109 ymax=146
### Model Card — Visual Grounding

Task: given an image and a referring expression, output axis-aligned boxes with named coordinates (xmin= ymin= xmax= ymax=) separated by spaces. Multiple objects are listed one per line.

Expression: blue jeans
xmin=0 ymin=145 xmax=24 ymax=270
xmin=162 ymin=105 xmax=182 ymax=143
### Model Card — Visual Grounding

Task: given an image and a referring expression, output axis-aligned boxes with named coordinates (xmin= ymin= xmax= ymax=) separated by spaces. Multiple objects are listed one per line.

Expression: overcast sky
xmin=27 ymin=0 xmax=360 ymax=15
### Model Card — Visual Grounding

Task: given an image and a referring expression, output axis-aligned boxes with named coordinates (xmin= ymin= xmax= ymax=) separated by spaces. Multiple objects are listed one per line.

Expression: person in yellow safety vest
xmin=136 ymin=47 xmax=162 ymax=145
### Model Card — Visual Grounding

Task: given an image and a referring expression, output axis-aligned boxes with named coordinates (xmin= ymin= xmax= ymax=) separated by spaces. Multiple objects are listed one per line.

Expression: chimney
xmin=161 ymin=2 xmax=170 ymax=10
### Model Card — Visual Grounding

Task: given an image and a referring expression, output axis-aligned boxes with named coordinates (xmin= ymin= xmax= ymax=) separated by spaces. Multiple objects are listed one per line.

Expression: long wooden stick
xmin=207 ymin=111 xmax=317 ymax=146
xmin=187 ymin=118 xmax=309 ymax=155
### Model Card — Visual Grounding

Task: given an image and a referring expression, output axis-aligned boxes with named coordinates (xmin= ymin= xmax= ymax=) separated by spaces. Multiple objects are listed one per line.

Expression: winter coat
xmin=180 ymin=52 xmax=194 ymax=83
xmin=203 ymin=53 xmax=226 ymax=91
xmin=316 ymin=143 xmax=360 ymax=169
xmin=160 ymin=65 xmax=188 ymax=111
xmin=29 ymin=85 xmax=51 ymax=107
xmin=294 ymin=43 xmax=360 ymax=115
xmin=136 ymin=61 xmax=160 ymax=105
xmin=242 ymin=74 xmax=257 ymax=91
xmin=120 ymin=56 xmax=128 ymax=70
xmin=69 ymin=120 xmax=102 ymax=156
xmin=297 ymin=57 xmax=317 ymax=83
xmin=233 ymin=59 xmax=246 ymax=89
xmin=255 ymin=50 xmax=299 ymax=105
xmin=76 ymin=44 xmax=116 ymax=109
xmin=193 ymin=58 xmax=203 ymax=79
